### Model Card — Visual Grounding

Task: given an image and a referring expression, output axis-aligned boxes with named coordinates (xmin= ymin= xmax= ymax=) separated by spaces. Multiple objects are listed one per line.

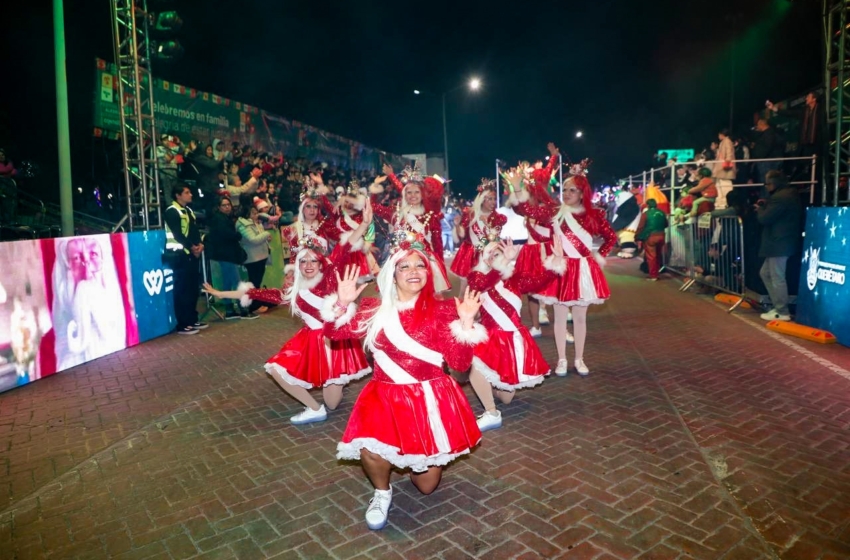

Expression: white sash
xmin=532 ymin=224 xmax=551 ymax=238
xmin=556 ymin=215 xmax=599 ymax=301
xmin=480 ymin=285 xmax=526 ymax=380
xmin=340 ymin=212 xmax=359 ymax=232
xmin=469 ymin=219 xmax=485 ymax=247
xmin=372 ymin=350 xmax=419 ymax=384
xmin=297 ymin=289 xmax=324 ymax=330
xmin=381 ymin=309 xmax=443 ymax=367
xmin=404 ymin=212 xmax=426 ymax=234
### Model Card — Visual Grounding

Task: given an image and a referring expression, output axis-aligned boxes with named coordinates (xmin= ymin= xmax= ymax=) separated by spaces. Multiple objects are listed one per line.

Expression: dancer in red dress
xmin=321 ymin=177 xmax=372 ymax=282
xmin=466 ymin=236 xmax=567 ymax=431
xmin=322 ymin=233 xmax=487 ymax=530
xmin=507 ymin=154 xmax=616 ymax=376
xmin=280 ymin=177 xmax=335 ymax=284
xmin=450 ymin=179 xmax=507 ymax=292
xmin=202 ymin=202 xmax=374 ymax=424
xmin=368 ymin=163 xmax=451 ymax=291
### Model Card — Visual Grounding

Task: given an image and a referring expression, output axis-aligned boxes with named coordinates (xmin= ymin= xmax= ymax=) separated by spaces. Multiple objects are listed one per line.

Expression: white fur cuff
xmin=284 ymin=263 xmax=295 ymax=275
xmin=449 ymin=320 xmax=488 ymax=345
xmin=505 ymin=192 xmax=519 ymax=207
xmin=517 ymin=189 xmax=530 ymax=203
xmin=593 ymin=252 xmax=607 ymax=268
xmin=368 ymin=182 xmax=384 ymax=194
xmin=491 ymin=254 xmax=515 ymax=280
xmin=543 ymin=255 xmax=567 ymax=275
xmin=320 ymin=294 xmax=357 ymax=327
xmin=237 ymin=281 xmax=255 ymax=308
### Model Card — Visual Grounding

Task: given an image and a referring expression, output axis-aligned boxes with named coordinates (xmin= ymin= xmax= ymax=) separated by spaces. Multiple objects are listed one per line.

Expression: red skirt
xmin=329 ymin=245 xmax=371 ymax=280
xmin=550 ymin=256 xmax=610 ymax=306
xmin=265 ymin=327 xmax=371 ymax=389
xmin=337 ymin=376 xmax=481 ymax=472
xmin=515 ymin=244 xmax=559 ymax=303
xmin=473 ymin=328 xmax=549 ymax=391
xmin=450 ymin=241 xmax=478 ymax=278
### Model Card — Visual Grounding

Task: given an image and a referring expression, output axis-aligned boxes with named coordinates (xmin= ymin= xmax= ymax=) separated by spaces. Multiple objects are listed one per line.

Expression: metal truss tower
xmin=825 ymin=0 xmax=850 ymax=206
xmin=110 ymin=0 xmax=162 ymax=231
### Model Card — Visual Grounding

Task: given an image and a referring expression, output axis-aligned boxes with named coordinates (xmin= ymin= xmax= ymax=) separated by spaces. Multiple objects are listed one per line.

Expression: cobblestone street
xmin=2 ymin=260 xmax=849 ymax=559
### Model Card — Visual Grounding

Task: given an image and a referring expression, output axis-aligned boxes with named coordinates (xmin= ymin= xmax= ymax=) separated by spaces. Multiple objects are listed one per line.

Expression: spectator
xmin=0 ymin=148 xmax=17 ymax=178
xmin=756 ymin=170 xmax=802 ymax=322
xmin=636 ymin=199 xmax=668 ymax=281
xmin=164 ymin=184 xmax=207 ymax=335
xmin=751 ymin=118 xmax=784 ymax=192
xmin=236 ymin=204 xmax=270 ymax=317
xmin=712 ymin=129 xmax=736 ymax=210
xmin=688 ymin=168 xmax=718 ymax=217
xmin=204 ymin=195 xmax=246 ymax=320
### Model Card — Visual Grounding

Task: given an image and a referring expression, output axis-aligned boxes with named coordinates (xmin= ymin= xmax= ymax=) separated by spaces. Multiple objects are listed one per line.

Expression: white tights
xmin=553 ymin=305 xmax=587 ymax=362
xmin=269 ymin=370 xmax=343 ymax=411
xmin=469 ymin=368 xmax=515 ymax=413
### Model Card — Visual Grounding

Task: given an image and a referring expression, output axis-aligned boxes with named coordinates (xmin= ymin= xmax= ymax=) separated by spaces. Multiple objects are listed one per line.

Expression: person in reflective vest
xmin=164 ymin=184 xmax=207 ymax=335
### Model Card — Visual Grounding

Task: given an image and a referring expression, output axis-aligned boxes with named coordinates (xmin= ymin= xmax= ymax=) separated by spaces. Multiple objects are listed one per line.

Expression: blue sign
xmin=127 ymin=231 xmax=176 ymax=341
xmin=796 ymin=207 xmax=850 ymax=347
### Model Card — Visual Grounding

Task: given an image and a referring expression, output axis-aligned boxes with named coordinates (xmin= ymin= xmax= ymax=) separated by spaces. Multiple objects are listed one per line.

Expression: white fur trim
xmin=368 ymin=182 xmax=384 ymax=194
xmin=491 ymin=254 xmax=515 ymax=280
xmin=337 ymin=438 xmax=473 ymax=473
xmin=472 ymin=260 xmax=491 ymax=274
xmin=320 ymin=294 xmax=357 ymax=327
xmin=556 ymin=299 xmax=605 ymax=307
xmin=284 ymin=263 xmax=296 ymax=275
xmin=265 ymin=362 xmax=313 ymax=389
xmin=351 ymin=194 xmax=367 ymax=211
xmin=543 ymin=255 xmax=567 ymax=275
xmin=322 ymin=366 xmax=372 ymax=386
xmin=449 ymin=320 xmax=488 ymax=345
xmin=396 ymin=296 xmax=418 ymax=311
xmin=532 ymin=294 xmax=560 ymax=306
xmin=237 ymin=282 xmax=255 ymax=308
xmin=339 ymin=230 xmax=365 ymax=252
xmin=516 ymin=190 xmax=530 ymax=203
xmin=593 ymin=252 xmax=607 ymax=268
xmin=472 ymin=357 xmax=547 ymax=392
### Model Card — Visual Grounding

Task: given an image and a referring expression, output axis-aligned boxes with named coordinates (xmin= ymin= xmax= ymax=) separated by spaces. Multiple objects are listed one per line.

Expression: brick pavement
xmin=1 ymin=260 xmax=849 ymax=559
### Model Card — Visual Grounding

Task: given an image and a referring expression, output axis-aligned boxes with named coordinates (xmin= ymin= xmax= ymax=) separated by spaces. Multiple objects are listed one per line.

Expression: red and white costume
xmin=326 ymin=209 xmax=371 ymax=279
xmin=468 ymin=252 xmax=566 ymax=391
xmin=281 ymin=218 xmax=332 ymax=267
xmin=323 ymin=294 xmax=486 ymax=472
xmin=242 ymin=248 xmax=371 ymax=390
xmin=513 ymin=196 xmax=617 ymax=306
xmin=450 ymin=210 xmax=507 ymax=279
xmin=371 ymin=172 xmax=451 ymax=291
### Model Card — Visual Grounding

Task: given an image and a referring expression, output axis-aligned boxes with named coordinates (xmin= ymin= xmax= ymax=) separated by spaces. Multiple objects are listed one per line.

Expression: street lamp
xmin=413 ymin=76 xmax=482 ymax=186
xmin=575 ymin=131 xmax=583 ymax=138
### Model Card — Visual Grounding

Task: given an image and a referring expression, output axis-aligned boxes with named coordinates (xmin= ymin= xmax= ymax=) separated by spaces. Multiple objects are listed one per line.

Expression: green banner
xmin=92 ymin=58 xmax=408 ymax=172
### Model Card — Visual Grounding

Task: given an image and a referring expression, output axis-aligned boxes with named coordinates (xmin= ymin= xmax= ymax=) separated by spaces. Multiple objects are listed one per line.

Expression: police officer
xmin=164 ymin=184 xmax=208 ymax=334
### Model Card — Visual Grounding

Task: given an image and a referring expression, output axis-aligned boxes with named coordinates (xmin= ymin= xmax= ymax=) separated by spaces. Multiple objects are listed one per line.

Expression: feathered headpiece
xmin=568 ymin=158 xmax=592 ymax=178
xmin=477 ymin=178 xmax=496 ymax=194
xmin=399 ymin=163 xmax=424 ymax=185
xmin=390 ymin=228 xmax=427 ymax=254
xmin=296 ymin=235 xmax=327 ymax=255
xmin=345 ymin=179 xmax=362 ymax=197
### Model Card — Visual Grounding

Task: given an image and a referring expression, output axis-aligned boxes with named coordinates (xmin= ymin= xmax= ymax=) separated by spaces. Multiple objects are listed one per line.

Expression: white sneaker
xmin=760 ymin=310 xmax=791 ymax=321
xmin=529 ymin=327 xmax=543 ymax=338
xmin=575 ymin=359 xmax=590 ymax=376
xmin=290 ymin=405 xmax=327 ymax=425
xmin=565 ymin=330 xmax=574 ymax=343
xmin=538 ymin=309 xmax=550 ymax=325
xmin=365 ymin=487 xmax=392 ymax=530
xmin=567 ymin=311 xmax=573 ymax=323
xmin=555 ymin=359 xmax=568 ymax=377
xmin=477 ymin=410 xmax=502 ymax=432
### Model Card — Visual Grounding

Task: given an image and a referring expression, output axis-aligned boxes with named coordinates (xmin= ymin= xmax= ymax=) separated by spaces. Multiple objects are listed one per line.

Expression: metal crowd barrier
xmin=661 ymin=215 xmax=746 ymax=312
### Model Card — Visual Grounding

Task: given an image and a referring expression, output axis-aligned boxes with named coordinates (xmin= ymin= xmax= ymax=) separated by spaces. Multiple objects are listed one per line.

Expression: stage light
xmin=154 ymin=40 xmax=184 ymax=61
xmin=154 ymin=11 xmax=182 ymax=32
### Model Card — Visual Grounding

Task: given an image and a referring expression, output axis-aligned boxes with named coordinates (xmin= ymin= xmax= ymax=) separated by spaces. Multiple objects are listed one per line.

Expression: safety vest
xmin=165 ymin=201 xmax=195 ymax=254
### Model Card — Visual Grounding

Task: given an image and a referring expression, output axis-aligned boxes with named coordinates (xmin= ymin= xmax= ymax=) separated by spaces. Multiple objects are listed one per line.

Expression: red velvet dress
xmin=325 ymin=211 xmax=371 ymax=279
xmin=450 ymin=212 xmax=508 ymax=279
xmin=372 ymin=201 xmax=451 ymax=292
xmin=514 ymin=203 xmax=617 ymax=306
xmin=468 ymin=264 xmax=559 ymax=391
xmin=325 ymin=298 xmax=484 ymax=472
xmin=257 ymin=257 xmax=371 ymax=389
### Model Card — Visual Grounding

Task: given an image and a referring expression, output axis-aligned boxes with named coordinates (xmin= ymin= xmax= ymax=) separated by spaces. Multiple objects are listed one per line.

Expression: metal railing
xmin=620 ymin=155 xmax=818 ymax=206
xmin=662 ymin=215 xmax=747 ymax=312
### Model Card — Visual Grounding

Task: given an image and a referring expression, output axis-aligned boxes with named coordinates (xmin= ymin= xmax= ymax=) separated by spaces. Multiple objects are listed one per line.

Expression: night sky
xmin=0 ymin=0 xmax=822 ymax=201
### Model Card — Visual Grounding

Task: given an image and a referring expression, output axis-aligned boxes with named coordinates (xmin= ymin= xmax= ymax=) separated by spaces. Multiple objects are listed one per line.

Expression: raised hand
xmin=454 ymin=287 xmax=481 ymax=325
xmin=362 ymin=199 xmax=374 ymax=225
xmin=551 ymin=232 xmax=564 ymax=258
xmin=335 ymin=264 xmax=368 ymax=306
xmin=310 ymin=172 xmax=324 ymax=185
xmin=547 ymin=142 xmax=560 ymax=156
xmin=373 ymin=175 xmax=387 ymax=184
xmin=382 ymin=163 xmax=394 ymax=176
xmin=499 ymin=238 xmax=519 ymax=262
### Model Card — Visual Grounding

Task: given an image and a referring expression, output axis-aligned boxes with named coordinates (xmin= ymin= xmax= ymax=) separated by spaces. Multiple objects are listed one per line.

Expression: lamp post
xmin=414 ymin=76 xmax=482 ymax=187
